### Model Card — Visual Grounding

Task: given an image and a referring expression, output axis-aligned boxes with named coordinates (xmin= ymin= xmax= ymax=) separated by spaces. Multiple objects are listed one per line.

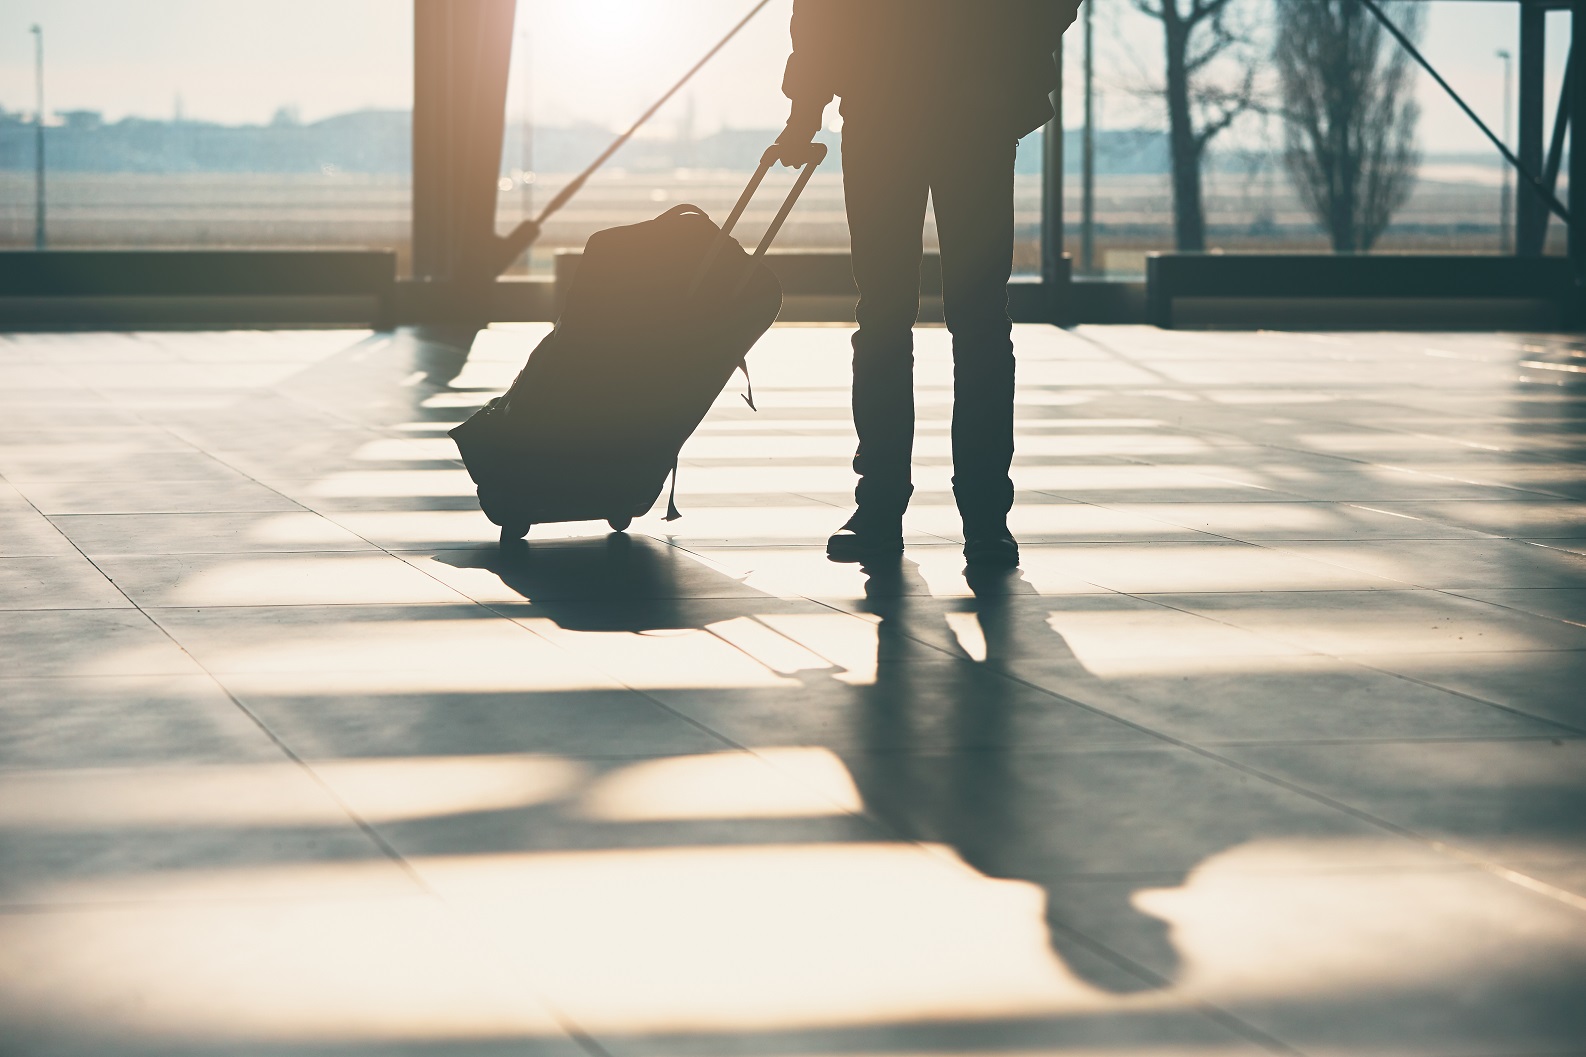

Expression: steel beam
xmin=1043 ymin=41 xmax=1067 ymax=322
xmin=1518 ymin=1 xmax=1548 ymax=255
xmin=1573 ymin=0 xmax=1586 ymax=286
xmin=412 ymin=0 xmax=516 ymax=304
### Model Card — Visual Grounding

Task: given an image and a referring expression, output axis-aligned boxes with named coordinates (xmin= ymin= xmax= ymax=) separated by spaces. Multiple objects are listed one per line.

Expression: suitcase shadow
xmin=436 ymin=532 xmax=740 ymax=632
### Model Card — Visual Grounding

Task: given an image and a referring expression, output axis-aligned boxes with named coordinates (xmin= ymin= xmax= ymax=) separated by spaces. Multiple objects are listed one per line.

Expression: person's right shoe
xmin=826 ymin=510 xmax=905 ymax=563
xmin=963 ymin=520 xmax=1020 ymax=568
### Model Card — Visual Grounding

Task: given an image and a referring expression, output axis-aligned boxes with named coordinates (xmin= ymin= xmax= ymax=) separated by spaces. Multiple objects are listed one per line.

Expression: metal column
xmin=1042 ymin=40 xmax=1068 ymax=322
xmin=1518 ymin=1 xmax=1548 ymax=255
xmin=413 ymin=0 xmax=517 ymax=312
xmin=1573 ymin=0 xmax=1586 ymax=284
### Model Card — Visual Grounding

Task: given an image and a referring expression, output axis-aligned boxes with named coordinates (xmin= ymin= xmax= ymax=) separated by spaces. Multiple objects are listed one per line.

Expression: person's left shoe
xmin=827 ymin=510 xmax=905 ymax=563
xmin=963 ymin=521 xmax=1020 ymax=568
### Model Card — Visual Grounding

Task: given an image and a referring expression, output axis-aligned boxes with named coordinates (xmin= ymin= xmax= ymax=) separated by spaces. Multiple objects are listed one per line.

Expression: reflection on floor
xmin=1 ymin=322 xmax=1584 ymax=1056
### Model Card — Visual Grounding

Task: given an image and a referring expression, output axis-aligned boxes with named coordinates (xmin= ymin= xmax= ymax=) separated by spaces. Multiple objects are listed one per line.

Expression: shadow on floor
xmin=439 ymin=535 xmax=1191 ymax=994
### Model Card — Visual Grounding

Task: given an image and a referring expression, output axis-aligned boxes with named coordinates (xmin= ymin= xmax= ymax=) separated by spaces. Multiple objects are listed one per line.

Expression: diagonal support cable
xmin=1545 ymin=45 xmax=1574 ymax=198
xmin=1536 ymin=44 xmax=1573 ymax=246
xmin=491 ymin=0 xmax=775 ymax=275
xmin=1359 ymin=0 xmax=1570 ymax=225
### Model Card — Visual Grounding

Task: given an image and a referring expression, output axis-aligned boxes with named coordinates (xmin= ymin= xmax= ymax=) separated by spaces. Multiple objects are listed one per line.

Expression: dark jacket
xmin=782 ymin=0 xmax=1083 ymax=137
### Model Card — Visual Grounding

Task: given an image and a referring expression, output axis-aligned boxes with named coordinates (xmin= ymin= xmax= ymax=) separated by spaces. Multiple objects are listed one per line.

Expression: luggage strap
xmin=665 ymin=460 xmax=682 ymax=522
xmin=739 ymin=360 xmax=756 ymax=411
xmin=665 ymin=361 xmax=751 ymax=525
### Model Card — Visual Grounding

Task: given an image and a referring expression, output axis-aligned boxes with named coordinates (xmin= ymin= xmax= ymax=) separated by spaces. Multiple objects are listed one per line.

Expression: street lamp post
xmin=1080 ymin=0 xmax=1096 ymax=276
xmin=520 ymin=22 xmax=533 ymax=252
xmin=1498 ymin=47 xmax=1513 ymax=255
xmin=31 ymin=24 xmax=45 ymax=251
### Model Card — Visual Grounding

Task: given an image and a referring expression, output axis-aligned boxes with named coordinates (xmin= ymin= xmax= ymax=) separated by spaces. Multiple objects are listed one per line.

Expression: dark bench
xmin=1146 ymin=253 xmax=1576 ymax=329
xmin=0 ymin=250 xmax=397 ymax=327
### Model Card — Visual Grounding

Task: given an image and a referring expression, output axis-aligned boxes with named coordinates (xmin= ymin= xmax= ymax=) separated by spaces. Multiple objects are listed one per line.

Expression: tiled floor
xmin=1 ymin=322 xmax=1584 ymax=1056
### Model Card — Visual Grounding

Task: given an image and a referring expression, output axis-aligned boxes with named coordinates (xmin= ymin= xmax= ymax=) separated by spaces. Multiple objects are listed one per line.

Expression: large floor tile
xmin=0 ymin=674 xmax=281 ymax=771
xmin=1440 ymin=586 xmax=1586 ymax=626
xmin=1012 ymin=542 xmax=1407 ymax=593
xmin=0 ymin=510 xmax=79 ymax=557
xmin=822 ymin=589 xmax=1313 ymax=670
xmin=646 ymin=655 xmax=1158 ymax=754
xmin=1350 ymin=648 xmax=1586 ymax=731
xmin=147 ymin=604 xmax=622 ymax=691
xmin=415 ymin=841 xmax=1272 ymax=1051
xmin=1147 ymin=589 xmax=1586 ymax=656
xmin=1093 ymin=501 xmax=1491 ymax=542
xmin=1044 ymin=860 xmax=1586 ymax=1057
xmin=1374 ymin=499 xmax=1586 ymax=539
xmin=50 ymin=511 xmax=375 ymax=556
xmin=12 ymin=476 xmax=305 ymax=516
xmin=0 ymin=761 xmax=408 ymax=906
xmin=999 ymin=653 xmax=1572 ymax=746
xmin=325 ymin=748 xmax=894 ymax=865
xmin=1219 ymin=739 xmax=1586 ymax=869
xmin=1206 ymin=463 xmax=1547 ymax=503
xmin=0 ymin=609 xmax=204 ymax=678
xmin=0 ymin=897 xmax=577 ymax=1055
xmin=95 ymin=552 xmax=467 ymax=607
xmin=0 ymin=449 xmax=261 ymax=486
xmin=1272 ymin=537 xmax=1586 ymax=589
xmin=0 ymin=554 xmax=130 ymax=610
xmin=232 ymin=685 xmax=729 ymax=761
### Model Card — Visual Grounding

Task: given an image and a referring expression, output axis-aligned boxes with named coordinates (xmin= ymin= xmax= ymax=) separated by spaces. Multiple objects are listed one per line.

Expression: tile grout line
xmin=973 ymin=634 xmax=1586 ymax=916
xmin=1113 ymin=585 xmax=1586 ymax=739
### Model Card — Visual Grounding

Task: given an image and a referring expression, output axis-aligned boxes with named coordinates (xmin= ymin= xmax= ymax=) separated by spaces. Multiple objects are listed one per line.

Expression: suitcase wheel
xmin=607 ymin=516 xmax=633 ymax=533
xmin=500 ymin=522 xmax=531 ymax=545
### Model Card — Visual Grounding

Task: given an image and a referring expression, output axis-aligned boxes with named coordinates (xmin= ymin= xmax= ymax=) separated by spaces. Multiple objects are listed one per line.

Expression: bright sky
xmin=0 ymin=0 xmax=1569 ymax=154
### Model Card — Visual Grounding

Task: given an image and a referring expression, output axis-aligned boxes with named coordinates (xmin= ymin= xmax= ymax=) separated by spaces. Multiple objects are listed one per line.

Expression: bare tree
xmin=1275 ymin=0 xmax=1423 ymax=252
xmin=1130 ymin=0 xmax=1261 ymax=251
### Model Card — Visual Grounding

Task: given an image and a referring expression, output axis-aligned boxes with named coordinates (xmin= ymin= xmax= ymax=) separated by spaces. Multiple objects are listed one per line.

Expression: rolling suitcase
xmin=450 ymin=143 xmax=827 ymax=544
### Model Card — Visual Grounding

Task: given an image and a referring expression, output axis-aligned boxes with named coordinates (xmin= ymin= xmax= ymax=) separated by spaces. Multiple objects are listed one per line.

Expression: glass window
xmin=1063 ymin=0 xmax=1570 ymax=279
xmin=499 ymin=0 xmax=1044 ymax=278
xmin=0 ymin=0 xmax=413 ymax=270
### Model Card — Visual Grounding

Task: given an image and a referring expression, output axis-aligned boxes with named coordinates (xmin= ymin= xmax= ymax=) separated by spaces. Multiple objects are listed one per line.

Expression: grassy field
xmin=0 ymin=165 xmax=1559 ymax=280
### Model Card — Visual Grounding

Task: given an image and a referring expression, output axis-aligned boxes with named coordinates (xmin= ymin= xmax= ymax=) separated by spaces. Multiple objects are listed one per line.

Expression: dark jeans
xmin=841 ymin=104 xmax=1018 ymax=527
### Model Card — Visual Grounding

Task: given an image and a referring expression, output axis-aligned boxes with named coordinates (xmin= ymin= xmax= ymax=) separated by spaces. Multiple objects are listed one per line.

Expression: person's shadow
xmin=443 ymin=536 xmax=1200 ymax=994
xmin=844 ymin=558 xmax=1183 ymax=993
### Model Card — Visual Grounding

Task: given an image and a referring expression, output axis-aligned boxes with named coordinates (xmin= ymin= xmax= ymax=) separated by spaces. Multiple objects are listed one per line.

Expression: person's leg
xmin=928 ymin=118 xmax=1019 ymax=563
xmin=838 ymin=108 xmax=932 ymax=542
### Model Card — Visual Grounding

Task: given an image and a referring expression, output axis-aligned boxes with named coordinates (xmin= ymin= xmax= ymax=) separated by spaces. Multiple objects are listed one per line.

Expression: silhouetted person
xmin=776 ymin=1 xmax=1082 ymax=567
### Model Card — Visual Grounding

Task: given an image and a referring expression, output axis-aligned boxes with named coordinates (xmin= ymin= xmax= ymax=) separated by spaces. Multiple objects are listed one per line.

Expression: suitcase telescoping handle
xmin=688 ymin=142 xmax=829 ymax=298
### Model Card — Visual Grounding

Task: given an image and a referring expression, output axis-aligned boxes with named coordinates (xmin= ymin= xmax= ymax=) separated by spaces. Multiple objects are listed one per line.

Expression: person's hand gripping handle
xmin=773 ymin=104 xmax=826 ymax=167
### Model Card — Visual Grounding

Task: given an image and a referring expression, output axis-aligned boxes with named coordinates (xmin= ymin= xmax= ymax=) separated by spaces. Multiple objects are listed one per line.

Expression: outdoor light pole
xmin=519 ymin=19 xmax=533 ymax=243
xmin=31 ymin=23 xmax=45 ymax=251
xmin=1080 ymin=0 xmax=1095 ymax=276
xmin=1498 ymin=47 xmax=1513 ymax=255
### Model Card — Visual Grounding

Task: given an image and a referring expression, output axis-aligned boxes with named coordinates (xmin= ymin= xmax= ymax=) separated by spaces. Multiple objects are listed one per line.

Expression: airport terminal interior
xmin=2 ymin=322 xmax=1583 ymax=1055
xmin=3 ymin=0 xmax=1586 ymax=1054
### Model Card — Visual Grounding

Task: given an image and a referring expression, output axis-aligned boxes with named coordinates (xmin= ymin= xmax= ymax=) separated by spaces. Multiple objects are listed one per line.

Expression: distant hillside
xmin=0 ymin=108 xmax=409 ymax=174
xmin=0 ymin=107 xmax=1528 ymax=179
xmin=0 ymin=107 xmax=1164 ymax=177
